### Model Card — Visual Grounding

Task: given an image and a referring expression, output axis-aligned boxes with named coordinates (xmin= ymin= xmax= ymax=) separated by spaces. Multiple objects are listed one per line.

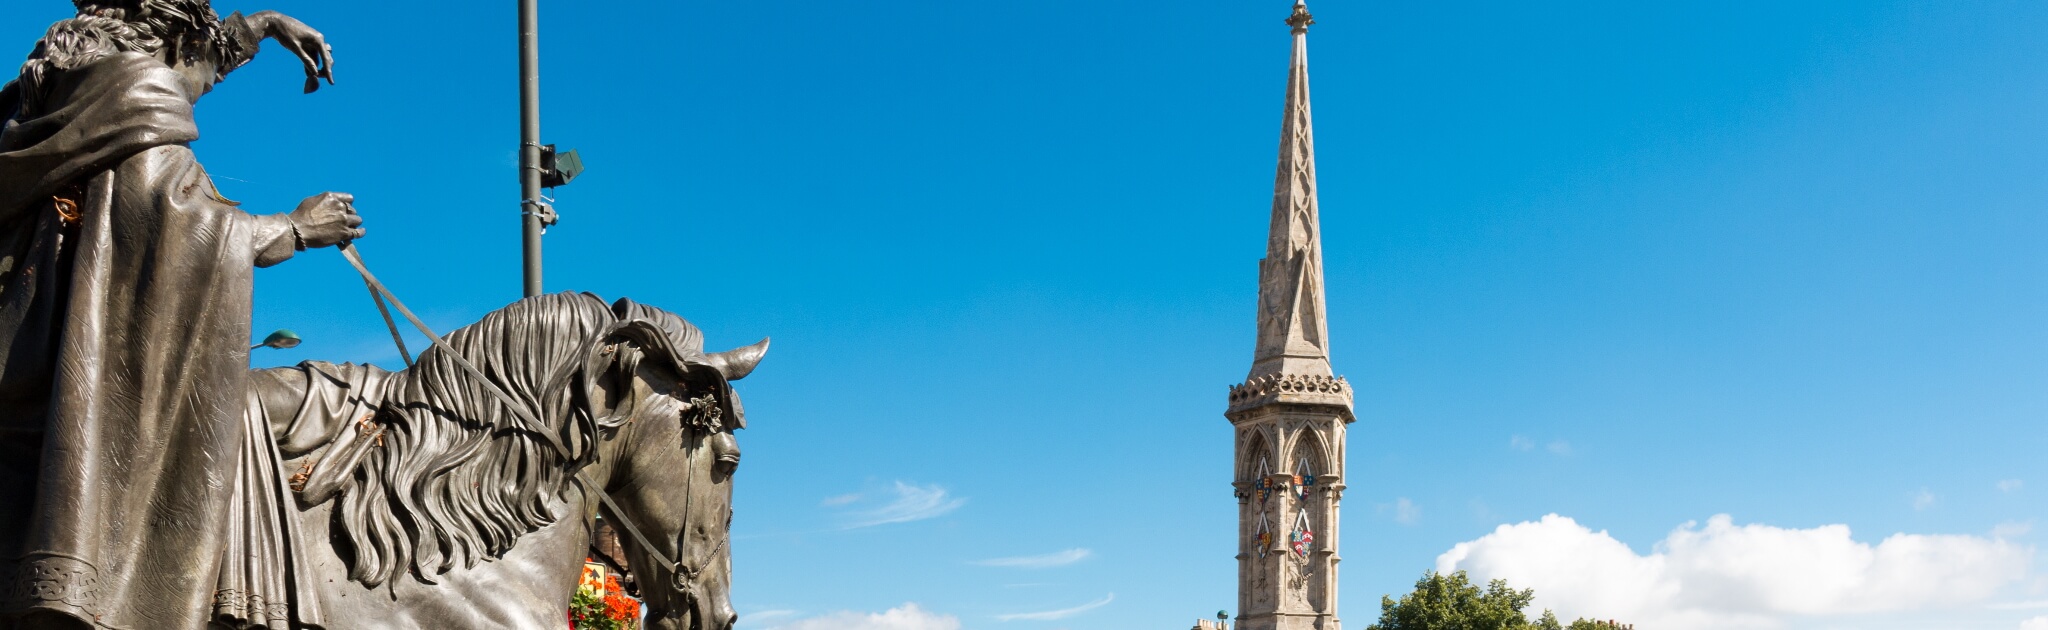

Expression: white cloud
xmin=763 ymin=603 xmax=959 ymax=630
xmin=995 ymin=593 xmax=1114 ymax=621
xmin=2001 ymin=479 xmax=2026 ymax=493
xmin=1913 ymin=489 xmax=1937 ymax=511
xmin=1395 ymin=498 xmax=1421 ymax=525
xmin=836 ymin=481 xmax=966 ymax=529
xmin=1510 ymin=435 xmax=1535 ymax=451
xmin=975 ymin=548 xmax=1092 ymax=568
xmin=1436 ymin=514 xmax=2034 ymax=630
xmin=821 ymin=493 xmax=862 ymax=506
xmin=1546 ymin=440 xmax=1573 ymax=456
xmin=2022 ymin=615 xmax=2048 ymax=630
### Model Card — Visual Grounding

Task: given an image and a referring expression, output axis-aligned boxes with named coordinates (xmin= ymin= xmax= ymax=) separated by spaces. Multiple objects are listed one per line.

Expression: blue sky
xmin=9 ymin=1 xmax=2047 ymax=628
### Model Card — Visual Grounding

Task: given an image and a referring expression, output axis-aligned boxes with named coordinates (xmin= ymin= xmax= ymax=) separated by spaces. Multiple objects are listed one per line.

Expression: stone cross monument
xmin=1225 ymin=2 xmax=1353 ymax=629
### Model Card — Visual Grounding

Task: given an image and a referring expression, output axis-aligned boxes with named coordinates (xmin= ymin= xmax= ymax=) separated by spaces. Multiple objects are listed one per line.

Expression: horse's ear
xmin=586 ymin=318 xmax=748 ymax=430
xmin=582 ymin=320 xmax=678 ymax=426
xmin=704 ymin=337 xmax=769 ymax=381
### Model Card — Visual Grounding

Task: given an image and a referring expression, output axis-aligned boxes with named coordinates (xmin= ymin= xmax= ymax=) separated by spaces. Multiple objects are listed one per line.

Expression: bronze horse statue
xmin=0 ymin=3 xmax=760 ymax=627
xmin=228 ymin=292 xmax=763 ymax=630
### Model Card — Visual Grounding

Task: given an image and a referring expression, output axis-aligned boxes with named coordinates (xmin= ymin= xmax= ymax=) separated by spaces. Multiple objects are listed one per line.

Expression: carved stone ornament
xmin=1227 ymin=372 xmax=1354 ymax=411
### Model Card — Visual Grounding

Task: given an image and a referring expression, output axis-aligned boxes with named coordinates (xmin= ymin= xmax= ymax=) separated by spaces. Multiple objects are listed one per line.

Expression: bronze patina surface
xmin=0 ymin=4 xmax=752 ymax=629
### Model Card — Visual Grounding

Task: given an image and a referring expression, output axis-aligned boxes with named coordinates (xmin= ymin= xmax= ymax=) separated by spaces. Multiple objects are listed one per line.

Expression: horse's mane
xmin=333 ymin=291 xmax=703 ymax=587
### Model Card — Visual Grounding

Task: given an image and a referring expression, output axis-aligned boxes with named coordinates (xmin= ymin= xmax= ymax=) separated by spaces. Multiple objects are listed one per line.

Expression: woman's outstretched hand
xmin=248 ymin=10 xmax=334 ymax=93
xmin=289 ymin=192 xmax=363 ymax=250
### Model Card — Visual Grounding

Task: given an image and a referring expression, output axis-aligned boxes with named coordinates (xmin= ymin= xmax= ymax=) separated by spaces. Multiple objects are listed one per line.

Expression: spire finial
xmin=1287 ymin=1 xmax=1315 ymax=34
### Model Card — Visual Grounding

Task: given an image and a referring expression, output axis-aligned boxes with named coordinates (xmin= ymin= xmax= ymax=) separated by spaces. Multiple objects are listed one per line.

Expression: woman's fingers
xmin=320 ymin=44 xmax=336 ymax=85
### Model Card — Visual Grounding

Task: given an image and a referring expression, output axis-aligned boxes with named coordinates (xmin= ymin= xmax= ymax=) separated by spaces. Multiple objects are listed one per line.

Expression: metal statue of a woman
xmin=0 ymin=4 xmax=761 ymax=630
xmin=0 ymin=2 xmax=358 ymax=628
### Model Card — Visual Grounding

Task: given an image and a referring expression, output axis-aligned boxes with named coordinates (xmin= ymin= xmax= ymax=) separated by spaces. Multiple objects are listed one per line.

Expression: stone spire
xmin=1251 ymin=0 xmax=1331 ymax=381
xmin=1225 ymin=5 xmax=1352 ymax=630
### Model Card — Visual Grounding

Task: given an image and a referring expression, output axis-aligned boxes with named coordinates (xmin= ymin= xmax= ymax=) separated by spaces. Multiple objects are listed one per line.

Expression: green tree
xmin=1364 ymin=571 xmax=1628 ymax=630
xmin=1365 ymin=570 xmax=1540 ymax=630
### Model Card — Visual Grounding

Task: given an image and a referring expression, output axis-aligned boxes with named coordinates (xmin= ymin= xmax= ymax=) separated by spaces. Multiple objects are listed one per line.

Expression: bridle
xmin=593 ymin=418 xmax=731 ymax=590
xmin=338 ymin=244 xmax=729 ymax=596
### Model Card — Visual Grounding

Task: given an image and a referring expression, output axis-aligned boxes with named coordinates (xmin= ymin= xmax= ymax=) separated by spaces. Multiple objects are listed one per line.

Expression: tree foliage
xmin=1365 ymin=570 xmax=1538 ymax=630
xmin=1364 ymin=571 xmax=1628 ymax=630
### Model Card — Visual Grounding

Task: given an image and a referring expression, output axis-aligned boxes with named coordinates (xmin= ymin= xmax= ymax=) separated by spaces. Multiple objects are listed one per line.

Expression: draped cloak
xmin=0 ymin=52 xmax=297 ymax=629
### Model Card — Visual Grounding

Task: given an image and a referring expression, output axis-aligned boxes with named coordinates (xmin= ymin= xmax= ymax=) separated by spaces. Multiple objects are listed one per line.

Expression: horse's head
xmin=578 ymin=301 xmax=766 ymax=630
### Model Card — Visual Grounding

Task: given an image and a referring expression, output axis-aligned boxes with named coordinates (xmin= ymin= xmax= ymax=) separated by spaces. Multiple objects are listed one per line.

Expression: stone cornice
xmin=1226 ymin=372 xmax=1354 ymax=418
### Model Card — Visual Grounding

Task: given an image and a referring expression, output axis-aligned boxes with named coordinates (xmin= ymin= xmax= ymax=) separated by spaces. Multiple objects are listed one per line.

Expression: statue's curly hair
xmin=13 ymin=0 xmax=246 ymax=117
xmin=72 ymin=0 xmax=239 ymax=67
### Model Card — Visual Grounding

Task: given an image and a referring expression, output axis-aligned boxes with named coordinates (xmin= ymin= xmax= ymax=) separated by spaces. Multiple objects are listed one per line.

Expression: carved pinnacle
xmin=1287 ymin=2 xmax=1315 ymax=33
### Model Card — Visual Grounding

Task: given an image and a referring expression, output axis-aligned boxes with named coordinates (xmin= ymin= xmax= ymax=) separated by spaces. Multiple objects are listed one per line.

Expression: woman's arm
xmin=245 ymin=192 xmax=363 ymax=268
xmin=222 ymin=10 xmax=335 ymax=93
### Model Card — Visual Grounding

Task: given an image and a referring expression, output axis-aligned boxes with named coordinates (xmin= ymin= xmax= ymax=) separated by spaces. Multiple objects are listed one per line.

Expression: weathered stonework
xmin=1226 ymin=3 xmax=1351 ymax=630
xmin=1227 ymin=373 xmax=1354 ymax=413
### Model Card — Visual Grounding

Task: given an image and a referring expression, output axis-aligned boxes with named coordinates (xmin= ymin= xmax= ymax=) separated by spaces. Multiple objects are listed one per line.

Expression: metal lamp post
xmin=516 ymin=0 xmax=584 ymax=299
xmin=517 ymin=0 xmax=545 ymax=298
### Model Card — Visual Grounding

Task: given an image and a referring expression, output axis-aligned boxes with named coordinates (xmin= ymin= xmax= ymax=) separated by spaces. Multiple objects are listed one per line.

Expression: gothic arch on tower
xmin=1288 ymin=426 xmax=1328 ymax=480
xmin=1286 ymin=423 xmax=1329 ymax=611
xmin=1239 ymin=427 xmax=1277 ymax=481
xmin=1287 ymin=428 xmax=1327 ymax=540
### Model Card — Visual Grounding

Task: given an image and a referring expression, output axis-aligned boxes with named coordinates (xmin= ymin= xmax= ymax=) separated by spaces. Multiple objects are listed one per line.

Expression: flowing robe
xmin=0 ymin=52 xmax=298 ymax=629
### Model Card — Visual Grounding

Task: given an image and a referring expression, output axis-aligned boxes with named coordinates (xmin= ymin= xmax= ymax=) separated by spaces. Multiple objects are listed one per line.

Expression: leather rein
xmin=336 ymin=243 xmax=726 ymax=587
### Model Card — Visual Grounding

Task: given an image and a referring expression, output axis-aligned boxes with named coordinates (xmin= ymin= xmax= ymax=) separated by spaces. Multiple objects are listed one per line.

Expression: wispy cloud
xmin=2000 ymin=479 xmax=2025 ymax=493
xmin=836 ymin=481 xmax=966 ymax=529
xmin=2023 ymin=615 xmax=2048 ymax=630
xmin=1395 ymin=498 xmax=1421 ymax=525
xmin=741 ymin=609 xmax=798 ymax=626
xmin=1912 ymin=489 xmax=1937 ymax=511
xmin=995 ymin=594 xmax=1114 ymax=622
xmin=762 ymin=603 xmax=959 ymax=630
xmin=1377 ymin=497 xmax=1422 ymax=525
xmin=1512 ymin=436 xmax=1572 ymax=456
xmin=974 ymin=548 xmax=1092 ymax=569
xmin=821 ymin=493 xmax=862 ymax=506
